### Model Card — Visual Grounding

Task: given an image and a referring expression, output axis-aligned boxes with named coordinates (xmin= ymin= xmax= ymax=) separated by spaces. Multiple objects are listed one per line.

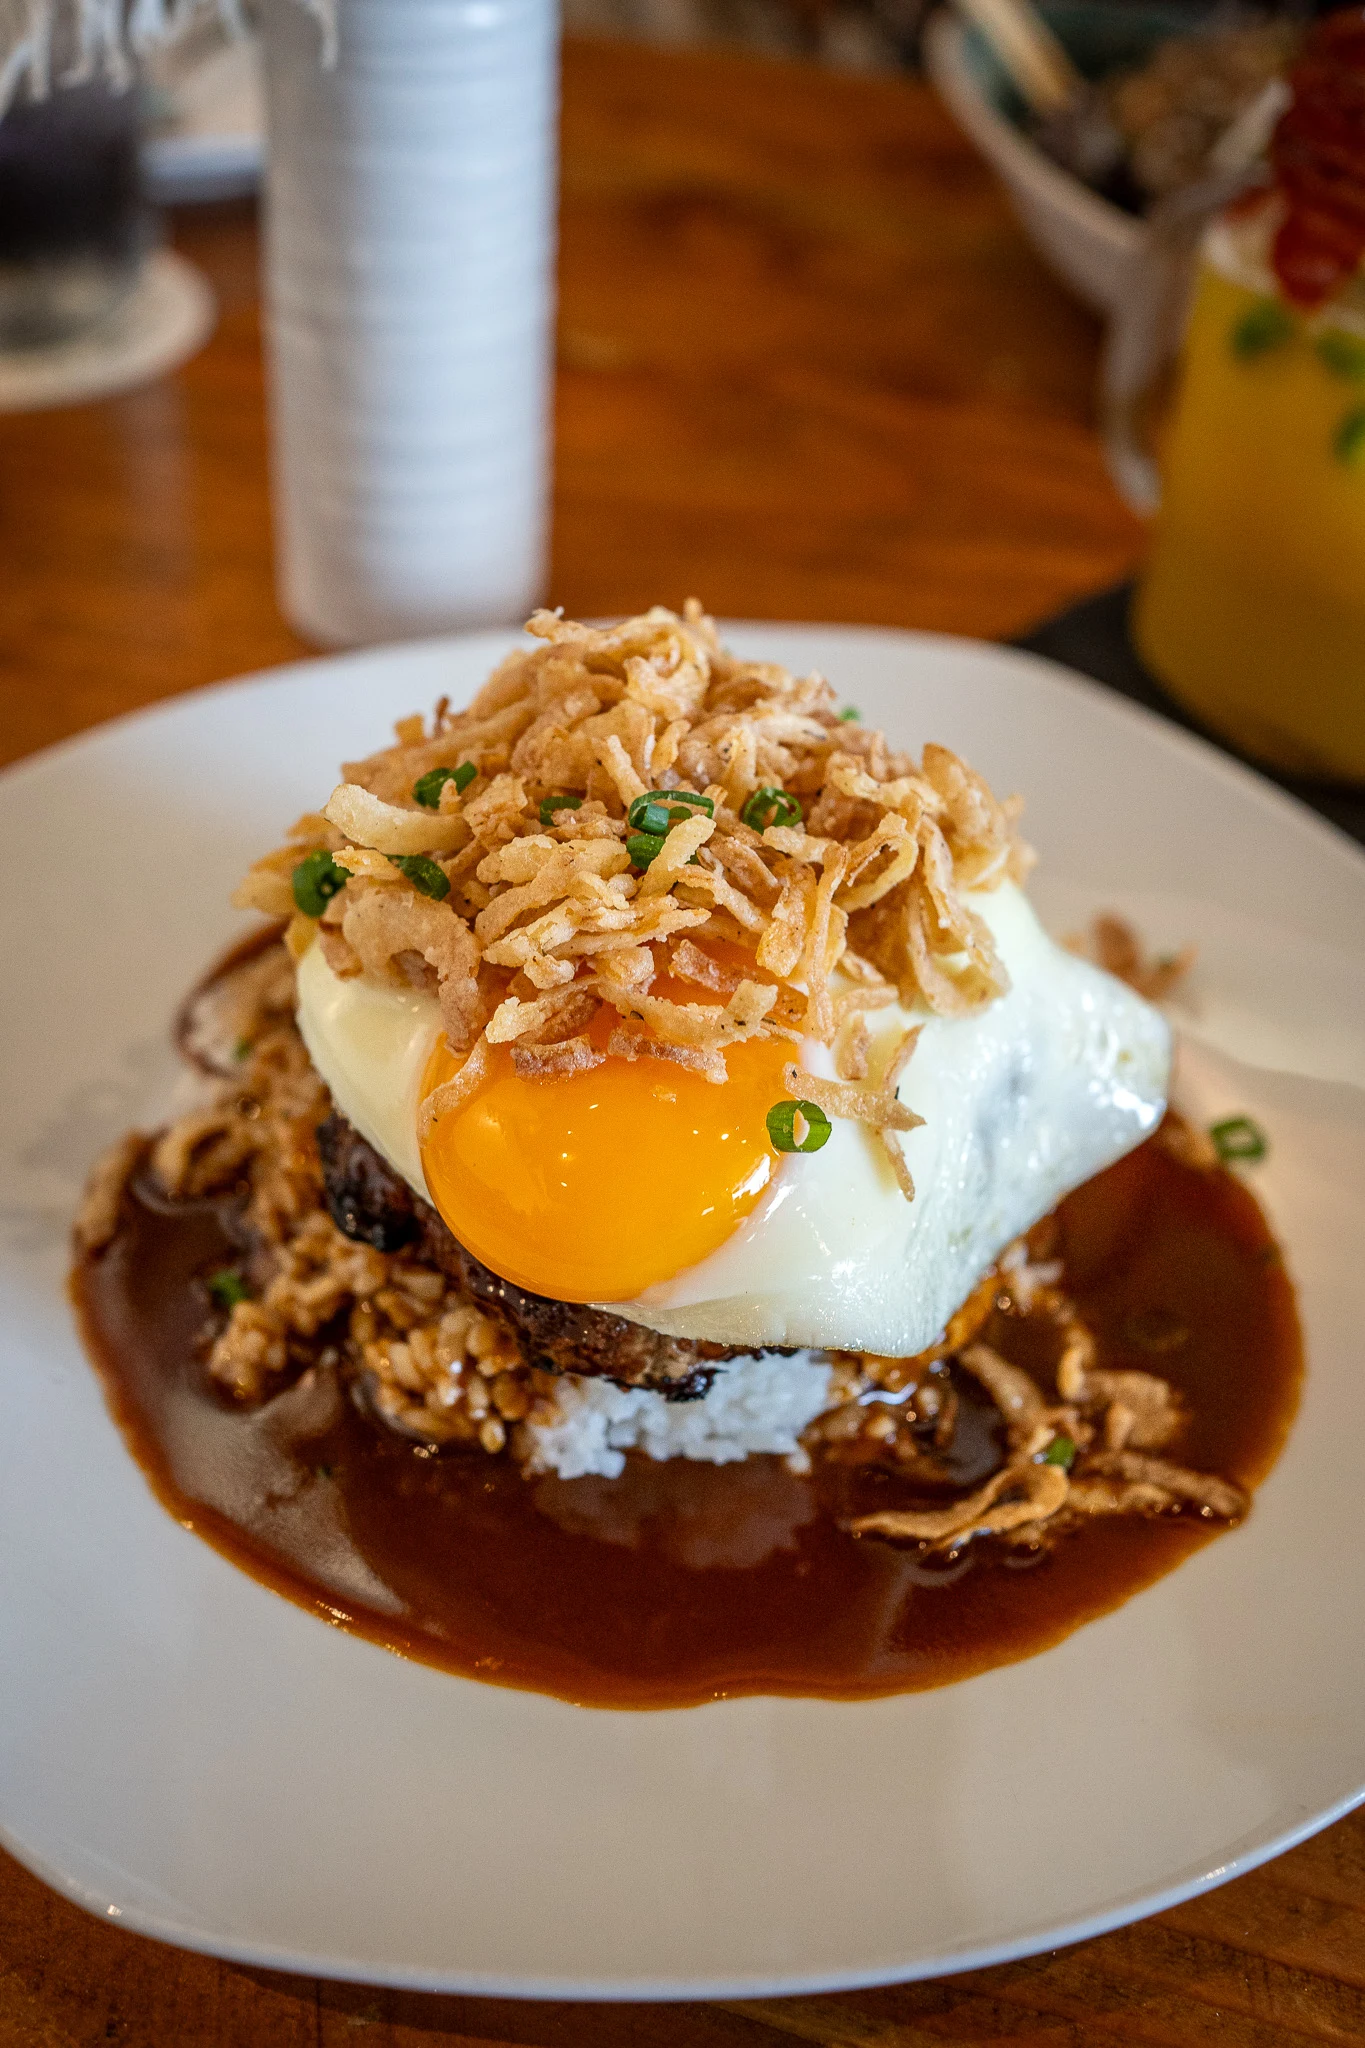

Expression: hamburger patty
xmin=315 ymin=1111 xmax=746 ymax=1397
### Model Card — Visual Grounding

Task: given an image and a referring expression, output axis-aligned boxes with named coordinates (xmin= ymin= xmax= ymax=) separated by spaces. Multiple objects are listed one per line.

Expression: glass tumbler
xmin=1127 ymin=8 xmax=1365 ymax=785
xmin=0 ymin=76 xmax=148 ymax=349
xmin=1132 ymin=216 xmax=1365 ymax=783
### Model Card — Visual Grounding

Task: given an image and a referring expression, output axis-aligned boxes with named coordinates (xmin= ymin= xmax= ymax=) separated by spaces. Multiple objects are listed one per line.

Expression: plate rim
xmin=5 ymin=623 xmax=1362 ymax=889
xmin=5 ymin=1776 xmax=1364 ymax=2001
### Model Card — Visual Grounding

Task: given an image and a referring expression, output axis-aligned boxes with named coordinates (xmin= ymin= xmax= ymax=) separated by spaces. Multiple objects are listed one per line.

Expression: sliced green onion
xmin=627 ymin=794 xmax=663 ymax=829
xmin=1209 ymin=1115 xmax=1267 ymax=1164
xmin=1317 ymin=331 xmax=1365 ymax=381
xmin=630 ymin=799 xmax=673 ymax=836
xmin=742 ymin=785 xmax=803 ymax=832
xmin=388 ymin=854 xmax=450 ymax=900
xmin=233 ymin=1036 xmax=252 ymax=1062
xmin=1043 ymin=1434 xmax=1076 ymax=1470
xmin=1230 ymin=300 xmax=1295 ymax=360
xmin=539 ymin=793 xmax=583 ymax=826
xmin=766 ymin=1098 xmax=832 ymax=1154
xmin=627 ymin=789 xmax=714 ymax=832
xmin=291 ymin=849 xmax=347 ymax=918
xmin=838 ymin=706 xmax=861 ymax=722
xmin=626 ymin=830 xmax=667 ymax=868
xmin=208 ymin=1269 xmax=250 ymax=1309
xmin=412 ymin=767 xmax=454 ymax=808
xmin=412 ymin=762 xmax=476 ymax=808
xmin=1333 ymin=406 xmax=1365 ymax=466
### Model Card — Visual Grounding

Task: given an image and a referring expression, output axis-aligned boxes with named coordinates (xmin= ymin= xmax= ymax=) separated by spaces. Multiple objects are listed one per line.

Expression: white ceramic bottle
xmin=259 ymin=0 xmax=558 ymax=644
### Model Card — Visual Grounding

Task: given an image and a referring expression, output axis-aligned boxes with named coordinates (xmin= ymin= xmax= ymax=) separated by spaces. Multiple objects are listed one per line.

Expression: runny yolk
xmin=418 ymin=1003 xmax=795 ymax=1304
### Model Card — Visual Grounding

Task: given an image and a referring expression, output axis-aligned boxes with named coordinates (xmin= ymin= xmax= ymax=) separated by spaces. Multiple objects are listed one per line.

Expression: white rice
xmin=521 ymin=1350 xmax=835 ymax=1481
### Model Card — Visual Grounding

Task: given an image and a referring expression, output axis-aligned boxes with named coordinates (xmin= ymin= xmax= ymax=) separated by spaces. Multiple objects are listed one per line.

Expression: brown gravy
xmin=74 ymin=1137 xmax=1301 ymax=1709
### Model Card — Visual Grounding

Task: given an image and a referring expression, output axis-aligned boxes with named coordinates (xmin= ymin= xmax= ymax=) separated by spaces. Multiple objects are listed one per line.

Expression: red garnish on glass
xmin=1271 ymin=6 xmax=1365 ymax=308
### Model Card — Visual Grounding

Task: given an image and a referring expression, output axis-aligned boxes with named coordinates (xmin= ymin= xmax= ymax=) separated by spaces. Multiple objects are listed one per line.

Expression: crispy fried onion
xmin=607 ymin=979 xmax=778 ymax=1050
xmin=341 ymin=882 xmax=485 ymax=1053
xmin=1072 ymin=913 xmax=1196 ymax=1003
xmin=904 ymin=822 xmax=1009 ymax=1017
xmin=1070 ymin=1454 xmax=1246 ymax=1520
xmin=324 ymin=781 xmax=467 ymax=856
xmin=417 ymin=1037 xmax=491 ymax=1140
xmin=1055 ymin=1316 xmax=1183 ymax=1450
xmin=233 ymin=812 xmax=343 ymax=920
xmin=606 ymin=1028 xmax=727 ymax=1083
xmin=845 ymin=1311 xmax=1245 ymax=1549
xmin=486 ymin=987 xmax=599 ymax=1047
xmin=511 ymin=1036 xmax=603 ymax=1080
xmin=783 ymin=1024 xmax=922 ymax=1198
xmin=241 ymin=605 xmax=1034 ymax=1151
xmin=848 ymin=1459 xmax=1071 ymax=1545
xmin=958 ymin=1340 xmax=1050 ymax=1447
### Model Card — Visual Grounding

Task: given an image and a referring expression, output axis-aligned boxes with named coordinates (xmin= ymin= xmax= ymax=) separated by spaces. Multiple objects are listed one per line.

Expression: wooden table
xmin=2 ymin=35 xmax=1361 ymax=2048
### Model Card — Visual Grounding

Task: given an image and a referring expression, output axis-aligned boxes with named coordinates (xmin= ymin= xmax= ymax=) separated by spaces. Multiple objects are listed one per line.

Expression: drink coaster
xmin=0 ymin=249 xmax=215 ymax=414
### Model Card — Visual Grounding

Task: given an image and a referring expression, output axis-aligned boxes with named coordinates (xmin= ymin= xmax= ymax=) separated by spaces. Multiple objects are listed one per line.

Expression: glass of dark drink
xmin=0 ymin=74 xmax=150 ymax=349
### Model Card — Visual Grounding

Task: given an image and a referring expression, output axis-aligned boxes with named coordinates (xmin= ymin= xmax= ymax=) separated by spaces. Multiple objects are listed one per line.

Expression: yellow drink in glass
xmin=1134 ymin=217 xmax=1365 ymax=782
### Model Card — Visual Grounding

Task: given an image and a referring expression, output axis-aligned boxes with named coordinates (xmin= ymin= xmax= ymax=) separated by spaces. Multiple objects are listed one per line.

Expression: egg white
xmin=296 ymin=882 xmax=1170 ymax=1358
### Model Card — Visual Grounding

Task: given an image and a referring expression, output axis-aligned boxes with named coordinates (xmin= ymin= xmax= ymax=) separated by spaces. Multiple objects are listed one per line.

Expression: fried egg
xmin=296 ymin=879 xmax=1170 ymax=1359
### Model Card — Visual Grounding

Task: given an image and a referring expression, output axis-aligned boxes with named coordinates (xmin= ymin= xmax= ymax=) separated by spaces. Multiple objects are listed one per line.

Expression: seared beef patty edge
xmin=315 ymin=1111 xmax=765 ymax=1399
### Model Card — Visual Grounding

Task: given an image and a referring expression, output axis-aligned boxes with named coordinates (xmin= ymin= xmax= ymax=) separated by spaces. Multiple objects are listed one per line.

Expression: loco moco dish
xmin=74 ymin=607 xmax=1300 ymax=1706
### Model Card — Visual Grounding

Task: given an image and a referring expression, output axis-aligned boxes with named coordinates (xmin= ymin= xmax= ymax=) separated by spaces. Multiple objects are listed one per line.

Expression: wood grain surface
xmin=1 ymin=35 xmax=1359 ymax=2048
xmin=0 ymin=36 xmax=1143 ymax=772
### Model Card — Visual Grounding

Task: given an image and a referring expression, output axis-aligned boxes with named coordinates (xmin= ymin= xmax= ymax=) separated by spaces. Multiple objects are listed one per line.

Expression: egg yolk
xmin=418 ymin=1002 xmax=794 ymax=1304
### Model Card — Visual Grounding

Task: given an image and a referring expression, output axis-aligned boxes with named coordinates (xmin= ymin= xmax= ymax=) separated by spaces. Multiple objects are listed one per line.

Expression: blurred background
xmin=2 ymin=0 xmax=1362 ymax=805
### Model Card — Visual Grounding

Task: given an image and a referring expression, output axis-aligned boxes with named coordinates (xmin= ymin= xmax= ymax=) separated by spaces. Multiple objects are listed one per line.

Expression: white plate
xmin=2 ymin=625 xmax=1363 ymax=1998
